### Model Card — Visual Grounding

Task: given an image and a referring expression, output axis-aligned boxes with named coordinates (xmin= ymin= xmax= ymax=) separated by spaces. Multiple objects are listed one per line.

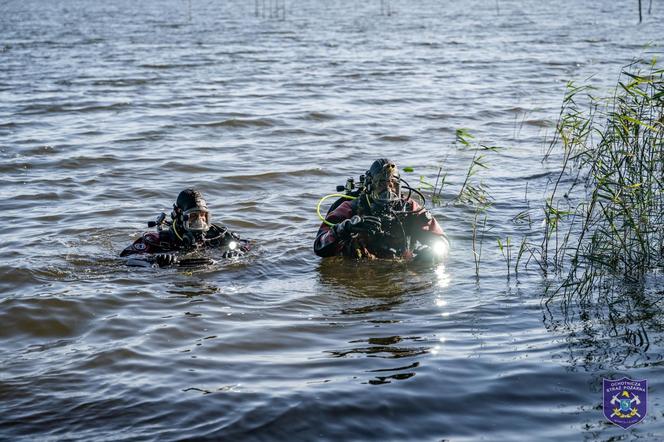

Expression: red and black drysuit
xmin=314 ymin=196 xmax=446 ymax=260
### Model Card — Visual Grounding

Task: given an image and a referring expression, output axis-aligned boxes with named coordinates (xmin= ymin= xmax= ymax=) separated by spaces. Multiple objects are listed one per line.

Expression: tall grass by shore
xmin=540 ymin=59 xmax=664 ymax=302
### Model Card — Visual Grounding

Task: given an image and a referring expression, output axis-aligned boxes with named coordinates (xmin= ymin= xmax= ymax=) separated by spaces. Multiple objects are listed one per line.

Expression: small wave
xmin=115 ymin=130 xmax=164 ymax=143
xmin=23 ymin=339 xmax=72 ymax=354
xmin=505 ymin=107 xmax=528 ymax=114
xmin=524 ymin=119 xmax=553 ymax=128
xmin=378 ymin=135 xmax=411 ymax=142
xmin=410 ymin=41 xmax=443 ymax=48
xmin=136 ymin=61 xmax=172 ymax=69
xmin=581 ymin=38 xmax=609 ymax=44
xmin=57 ymin=155 xmax=121 ymax=170
xmin=0 ymin=266 xmax=41 ymax=294
xmin=543 ymin=60 xmax=583 ymax=67
xmin=139 ymin=63 xmax=206 ymax=69
xmin=159 ymin=161 xmax=218 ymax=174
xmin=416 ymin=112 xmax=454 ymax=121
xmin=92 ymin=78 xmax=152 ymax=86
xmin=301 ymin=111 xmax=336 ymax=121
xmin=353 ymin=97 xmax=429 ymax=105
xmin=12 ymin=191 xmax=61 ymax=201
xmin=191 ymin=118 xmax=278 ymax=128
xmin=81 ymin=37 xmax=105 ymax=45
xmin=267 ymin=128 xmax=325 ymax=137
xmin=475 ymin=109 xmax=507 ymax=119
xmin=337 ymin=72 xmax=362 ymax=79
xmin=228 ymin=168 xmax=328 ymax=182
xmin=19 ymin=101 xmax=131 ymax=115
xmin=0 ymin=296 xmax=92 ymax=339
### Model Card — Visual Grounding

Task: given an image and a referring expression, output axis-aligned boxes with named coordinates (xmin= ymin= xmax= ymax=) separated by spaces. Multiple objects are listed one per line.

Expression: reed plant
xmin=540 ymin=59 xmax=664 ymax=302
xmin=421 ymin=129 xmax=497 ymax=278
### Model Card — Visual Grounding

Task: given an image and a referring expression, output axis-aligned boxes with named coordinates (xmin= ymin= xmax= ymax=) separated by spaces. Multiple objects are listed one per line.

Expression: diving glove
xmin=154 ymin=253 xmax=178 ymax=267
xmin=333 ymin=215 xmax=382 ymax=238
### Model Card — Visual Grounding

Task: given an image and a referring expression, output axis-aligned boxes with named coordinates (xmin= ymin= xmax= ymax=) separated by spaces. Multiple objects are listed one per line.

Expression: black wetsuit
xmin=121 ymin=223 xmax=248 ymax=258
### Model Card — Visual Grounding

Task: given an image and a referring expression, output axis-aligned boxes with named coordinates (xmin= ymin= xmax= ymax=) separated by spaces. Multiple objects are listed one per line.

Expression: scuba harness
xmin=316 ymin=170 xmax=429 ymax=258
xmin=317 ymin=174 xmax=427 ymax=225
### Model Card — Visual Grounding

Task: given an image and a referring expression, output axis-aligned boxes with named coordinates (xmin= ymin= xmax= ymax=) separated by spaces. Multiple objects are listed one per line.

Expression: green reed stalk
xmin=540 ymin=60 xmax=664 ymax=300
xmin=472 ymin=210 xmax=488 ymax=280
xmin=498 ymin=236 xmax=512 ymax=279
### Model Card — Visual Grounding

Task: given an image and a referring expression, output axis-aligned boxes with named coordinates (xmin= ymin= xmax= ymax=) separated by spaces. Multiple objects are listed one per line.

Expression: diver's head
xmin=172 ymin=188 xmax=211 ymax=239
xmin=365 ymin=158 xmax=402 ymax=212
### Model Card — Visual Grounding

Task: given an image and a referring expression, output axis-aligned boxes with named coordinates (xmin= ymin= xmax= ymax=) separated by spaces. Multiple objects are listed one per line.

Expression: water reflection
xmin=327 ymin=335 xmax=428 ymax=359
xmin=166 ymin=279 xmax=221 ymax=298
xmin=317 ymin=258 xmax=443 ymax=317
xmin=316 ymin=258 xmax=444 ymax=299
xmin=318 ymin=258 xmax=414 ymax=298
xmin=325 ymin=334 xmax=428 ymax=385
xmin=434 ymin=264 xmax=451 ymax=288
xmin=542 ymin=284 xmax=664 ymax=372
xmin=544 ymin=285 xmax=664 ymax=441
xmin=317 ymin=259 xmax=447 ymax=385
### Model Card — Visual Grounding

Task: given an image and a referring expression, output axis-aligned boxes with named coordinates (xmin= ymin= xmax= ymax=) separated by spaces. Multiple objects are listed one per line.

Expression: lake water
xmin=1 ymin=0 xmax=663 ymax=440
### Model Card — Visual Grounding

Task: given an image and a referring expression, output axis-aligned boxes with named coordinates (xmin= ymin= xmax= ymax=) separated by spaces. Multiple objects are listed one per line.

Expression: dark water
xmin=1 ymin=0 xmax=663 ymax=440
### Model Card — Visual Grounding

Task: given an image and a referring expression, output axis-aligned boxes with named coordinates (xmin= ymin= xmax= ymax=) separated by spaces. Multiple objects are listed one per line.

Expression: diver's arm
xmin=406 ymin=200 xmax=445 ymax=238
xmin=209 ymin=224 xmax=250 ymax=258
xmin=407 ymin=201 xmax=449 ymax=262
xmin=313 ymin=201 xmax=354 ymax=257
xmin=120 ymin=232 xmax=175 ymax=266
xmin=419 ymin=213 xmax=446 ymax=239
xmin=120 ymin=234 xmax=159 ymax=257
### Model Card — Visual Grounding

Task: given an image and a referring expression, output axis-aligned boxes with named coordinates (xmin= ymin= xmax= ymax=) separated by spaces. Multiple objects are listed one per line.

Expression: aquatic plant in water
xmin=540 ymin=59 xmax=664 ymax=302
xmin=412 ymin=128 xmax=499 ymax=279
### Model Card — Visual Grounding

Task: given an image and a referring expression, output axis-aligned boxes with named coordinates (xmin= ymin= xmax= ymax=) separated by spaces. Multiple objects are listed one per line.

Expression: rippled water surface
xmin=2 ymin=0 xmax=664 ymax=440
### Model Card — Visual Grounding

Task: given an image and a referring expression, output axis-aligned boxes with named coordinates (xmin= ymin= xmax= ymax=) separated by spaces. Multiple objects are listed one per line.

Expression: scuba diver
xmin=121 ymin=188 xmax=249 ymax=267
xmin=314 ymin=158 xmax=448 ymax=263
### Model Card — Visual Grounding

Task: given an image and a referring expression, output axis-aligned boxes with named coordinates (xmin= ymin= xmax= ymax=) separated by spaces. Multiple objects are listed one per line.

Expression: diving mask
xmin=183 ymin=209 xmax=210 ymax=233
xmin=371 ymin=163 xmax=401 ymax=205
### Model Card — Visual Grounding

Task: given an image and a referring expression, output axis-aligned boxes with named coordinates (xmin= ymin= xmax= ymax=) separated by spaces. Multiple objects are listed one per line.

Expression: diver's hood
xmin=367 ymin=159 xmax=402 ymax=209
xmin=174 ymin=188 xmax=211 ymax=235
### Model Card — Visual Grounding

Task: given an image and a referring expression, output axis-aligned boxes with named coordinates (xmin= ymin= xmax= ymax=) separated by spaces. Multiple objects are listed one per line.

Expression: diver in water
xmin=121 ymin=188 xmax=249 ymax=267
xmin=314 ymin=158 xmax=448 ymax=263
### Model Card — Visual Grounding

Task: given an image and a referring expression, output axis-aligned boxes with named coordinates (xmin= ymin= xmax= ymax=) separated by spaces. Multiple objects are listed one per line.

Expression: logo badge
xmin=603 ymin=378 xmax=647 ymax=429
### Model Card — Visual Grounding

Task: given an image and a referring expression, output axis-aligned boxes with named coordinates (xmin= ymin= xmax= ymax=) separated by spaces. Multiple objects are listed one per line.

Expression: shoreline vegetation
xmin=417 ymin=58 xmax=664 ymax=302
xmin=541 ymin=58 xmax=663 ymax=303
xmin=409 ymin=58 xmax=664 ymax=366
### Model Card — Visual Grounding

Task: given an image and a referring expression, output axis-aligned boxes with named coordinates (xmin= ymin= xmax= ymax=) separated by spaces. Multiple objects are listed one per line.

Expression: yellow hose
xmin=316 ymin=193 xmax=357 ymax=227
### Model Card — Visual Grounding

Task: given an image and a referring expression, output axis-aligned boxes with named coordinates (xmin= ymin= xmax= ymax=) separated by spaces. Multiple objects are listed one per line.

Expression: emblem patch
xmin=603 ymin=377 xmax=647 ymax=429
